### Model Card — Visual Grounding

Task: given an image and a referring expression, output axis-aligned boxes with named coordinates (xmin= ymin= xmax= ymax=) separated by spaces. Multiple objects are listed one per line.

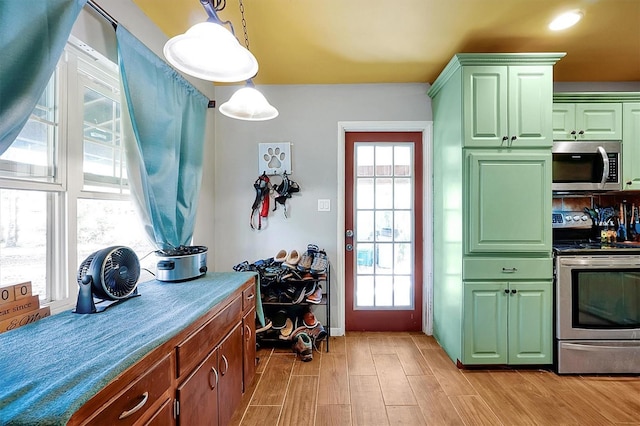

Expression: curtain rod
xmin=87 ymin=0 xmax=118 ymax=29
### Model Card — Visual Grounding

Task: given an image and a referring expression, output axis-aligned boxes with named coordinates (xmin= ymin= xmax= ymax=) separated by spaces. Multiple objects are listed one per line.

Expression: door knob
xmin=345 ymin=229 xmax=354 ymax=238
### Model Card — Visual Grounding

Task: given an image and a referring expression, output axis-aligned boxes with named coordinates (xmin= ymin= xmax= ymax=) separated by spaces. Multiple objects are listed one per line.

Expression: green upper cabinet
xmin=466 ymin=150 xmax=551 ymax=254
xmin=552 ymin=102 xmax=622 ymax=140
xmin=623 ymin=103 xmax=640 ymax=189
xmin=463 ymin=65 xmax=553 ymax=148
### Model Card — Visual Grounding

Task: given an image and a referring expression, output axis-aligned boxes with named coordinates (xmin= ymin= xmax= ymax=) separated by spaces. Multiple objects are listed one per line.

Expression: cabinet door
xmin=242 ymin=308 xmax=257 ymax=392
xmin=576 ymin=103 xmax=622 ymax=140
xmin=177 ymin=349 xmax=219 ymax=426
xmin=507 ymin=66 xmax=553 ymax=148
xmin=623 ymin=103 xmax=640 ymax=190
xmin=218 ymin=324 xmax=243 ymax=426
xmin=552 ymin=103 xmax=577 ymax=140
xmin=507 ymin=282 xmax=552 ymax=364
xmin=466 ymin=151 xmax=551 ymax=253
xmin=463 ymin=282 xmax=508 ymax=364
xmin=463 ymin=66 xmax=508 ymax=147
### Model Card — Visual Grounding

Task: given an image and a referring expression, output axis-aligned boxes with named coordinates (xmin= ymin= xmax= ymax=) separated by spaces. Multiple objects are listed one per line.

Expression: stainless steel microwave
xmin=552 ymin=140 xmax=621 ymax=192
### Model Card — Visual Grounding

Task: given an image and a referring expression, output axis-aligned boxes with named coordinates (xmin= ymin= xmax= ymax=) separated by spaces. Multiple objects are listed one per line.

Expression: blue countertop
xmin=0 ymin=272 xmax=257 ymax=426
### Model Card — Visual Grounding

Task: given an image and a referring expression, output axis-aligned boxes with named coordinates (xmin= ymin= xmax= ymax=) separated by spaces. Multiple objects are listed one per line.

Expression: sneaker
xmin=272 ymin=310 xmax=288 ymax=330
xmin=303 ymin=282 xmax=317 ymax=297
xmin=303 ymin=310 xmax=318 ymax=328
xmin=310 ymin=250 xmax=328 ymax=274
xmin=306 ymin=285 xmax=323 ymax=304
xmin=292 ymin=331 xmax=313 ymax=362
xmin=256 ymin=317 xmax=272 ymax=333
xmin=297 ymin=251 xmax=314 ymax=272
xmin=307 ymin=322 xmax=327 ymax=342
xmin=279 ymin=317 xmax=294 ymax=340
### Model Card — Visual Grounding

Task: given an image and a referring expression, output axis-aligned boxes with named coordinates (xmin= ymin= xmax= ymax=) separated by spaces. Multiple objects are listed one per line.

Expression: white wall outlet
xmin=318 ymin=199 xmax=331 ymax=212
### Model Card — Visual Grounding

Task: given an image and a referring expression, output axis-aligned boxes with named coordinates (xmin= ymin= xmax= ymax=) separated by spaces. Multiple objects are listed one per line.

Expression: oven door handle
xmin=563 ymin=342 xmax=640 ymax=351
xmin=559 ymin=258 xmax=640 ymax=267
xmin=597 ymin=146 xmax=609 ymax=189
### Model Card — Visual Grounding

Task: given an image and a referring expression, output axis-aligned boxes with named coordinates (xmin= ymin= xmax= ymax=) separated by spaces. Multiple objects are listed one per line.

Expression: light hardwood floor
xmin=230 ymin=332 xmax=640 ymax=426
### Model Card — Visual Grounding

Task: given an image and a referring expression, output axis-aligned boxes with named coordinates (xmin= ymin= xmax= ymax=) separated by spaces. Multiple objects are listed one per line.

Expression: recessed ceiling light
xmin=549 ymin=10 xmax=584 ymax=31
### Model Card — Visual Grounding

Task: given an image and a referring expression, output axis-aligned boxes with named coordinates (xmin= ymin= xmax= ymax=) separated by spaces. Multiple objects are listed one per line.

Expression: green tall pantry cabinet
xmin=428 ymin=53 xmax=564 ymax=367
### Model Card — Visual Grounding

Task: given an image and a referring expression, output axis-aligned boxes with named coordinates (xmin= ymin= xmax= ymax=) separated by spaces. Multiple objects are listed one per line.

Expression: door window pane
xmin=353 ymin=142 xmax=415 ymax=310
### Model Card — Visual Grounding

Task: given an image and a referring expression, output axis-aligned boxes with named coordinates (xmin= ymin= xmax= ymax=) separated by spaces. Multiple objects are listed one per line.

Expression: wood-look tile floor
xmin=230 ymin=332 xmax=640 ymax=426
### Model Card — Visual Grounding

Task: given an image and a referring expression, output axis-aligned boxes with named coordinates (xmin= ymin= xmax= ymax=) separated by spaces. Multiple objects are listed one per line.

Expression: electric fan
xmin=74 ymin=246 xmax=141 ymax=314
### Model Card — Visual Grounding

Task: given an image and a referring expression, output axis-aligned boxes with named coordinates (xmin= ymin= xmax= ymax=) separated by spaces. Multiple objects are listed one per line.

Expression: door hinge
xmin=174 ymin=399 xmax=180 ymax=419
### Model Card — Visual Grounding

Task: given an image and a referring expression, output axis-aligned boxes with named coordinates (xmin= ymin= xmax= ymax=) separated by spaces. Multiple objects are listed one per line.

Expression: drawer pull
xmin=209 ymin=367 xmax=218 ymax=390
xmin=118 ymin=391 xmax=149 ymax=419
xmin=221 ymin=354 xmax=229 ymax=376
xmin=246 ymin=293 xmax=255 ymax=300
xmin=501 ymin=267 xmax=517 ymax=273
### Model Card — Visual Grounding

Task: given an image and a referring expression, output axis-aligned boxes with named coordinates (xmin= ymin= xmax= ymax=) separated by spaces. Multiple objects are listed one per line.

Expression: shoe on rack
xmin=284 ymin=250 xmax=300 ymax=269
xmin=282 ymin=269 xmax=302 ymax=281
xmin=296 ymin=252 xmax=313 ymax=272
xmin=303 ymin=282 xmax=317 ymax=297
xmin=310 ymin=250 xmax=328 ymax=274
xmin=292 ymin=331 xmax=313 ymax=362
xmin=306 ymin=285 xmax=323 ymax=304
xmin=272 ymin=310 xmax=288 ymax=330
xmin=307 ymin=322 xmax=327 ymax=342
xmin=274 ymin=249 xmax=287 ymax=263
xmin=256 ymin=317 xmax=272 ymax=333
xmin=279 ymin=318 xmax=294 ymax=340
xmin=303 ymin=310 xmax=318 ymax=328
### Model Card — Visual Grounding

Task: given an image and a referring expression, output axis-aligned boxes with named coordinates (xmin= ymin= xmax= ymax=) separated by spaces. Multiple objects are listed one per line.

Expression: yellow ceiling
xmin=131 ymin=0 xmax=640 ymax=85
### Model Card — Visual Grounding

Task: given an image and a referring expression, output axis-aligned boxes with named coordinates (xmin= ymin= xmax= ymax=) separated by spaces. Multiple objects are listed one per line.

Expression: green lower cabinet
xmin=463 ymin=280 xmax=552 ymax=365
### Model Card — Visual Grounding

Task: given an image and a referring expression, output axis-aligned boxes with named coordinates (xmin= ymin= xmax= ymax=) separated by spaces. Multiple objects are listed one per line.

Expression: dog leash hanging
xmin=250 ymin=172 xmax=271 ymax=230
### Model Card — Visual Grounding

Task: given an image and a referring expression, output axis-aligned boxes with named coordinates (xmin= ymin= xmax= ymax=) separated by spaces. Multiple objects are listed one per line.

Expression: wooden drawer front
xmin=177 ymin=296 xmax=241 ymax=378
xmin=87 ymin=354 xmax=172 ymax=426
xmin=242 ymin=285 xmax=256 ymax=313
xmin=463 ymin=258 xmax=552 ymax=280
xmin=144 ymin=397 xmax=173 ymax=426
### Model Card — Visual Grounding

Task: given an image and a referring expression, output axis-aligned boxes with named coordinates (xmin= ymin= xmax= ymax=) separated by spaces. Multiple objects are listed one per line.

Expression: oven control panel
xmin=552 ymin=210 xmax=592 ymax=229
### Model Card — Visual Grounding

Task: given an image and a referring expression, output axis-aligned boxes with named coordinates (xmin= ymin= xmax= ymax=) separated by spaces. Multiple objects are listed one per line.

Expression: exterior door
xmin=345 ymin=132 xmax=423 ymax=331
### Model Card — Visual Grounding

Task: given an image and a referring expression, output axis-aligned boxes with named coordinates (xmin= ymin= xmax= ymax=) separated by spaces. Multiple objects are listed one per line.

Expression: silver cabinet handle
xmin=246 ymin=293 xmax=255 ymax=300
xmin=221 ymin=354 xmax=229 ymax=376
xmin=245 ymin=324 xmax=252 ymax=340
xmin=501 ymin=267 xmax=517 ymax=273
xmin=209 ymin=367 xmax=218 ymax=390
xmin=119 ymin=391 xmax=149 ymax=419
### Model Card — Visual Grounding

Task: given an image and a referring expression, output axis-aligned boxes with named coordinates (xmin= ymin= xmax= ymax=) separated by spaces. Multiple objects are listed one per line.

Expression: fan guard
xmin=74 ymin=246 xmax=141 ymax=314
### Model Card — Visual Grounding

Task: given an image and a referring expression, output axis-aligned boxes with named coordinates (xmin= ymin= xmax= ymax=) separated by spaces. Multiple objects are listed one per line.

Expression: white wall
xmin=213 ymin=83 xmax=431 ymax=330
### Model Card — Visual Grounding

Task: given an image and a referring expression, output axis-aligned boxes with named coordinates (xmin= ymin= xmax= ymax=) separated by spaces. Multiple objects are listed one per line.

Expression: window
xmin=0 ymin=36 xmax=154 ymax=310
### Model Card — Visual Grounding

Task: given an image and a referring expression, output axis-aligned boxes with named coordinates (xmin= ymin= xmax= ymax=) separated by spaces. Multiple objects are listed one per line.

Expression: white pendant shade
xmin=219 ymin=85 xmax=279 ymax=121
xmin=163 ymin=21 xmax=258 ymax=82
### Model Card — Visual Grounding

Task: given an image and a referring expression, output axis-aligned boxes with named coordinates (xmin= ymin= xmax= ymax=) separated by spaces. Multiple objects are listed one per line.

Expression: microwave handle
xmin=597 ymin=146 xmax=609 ymax=189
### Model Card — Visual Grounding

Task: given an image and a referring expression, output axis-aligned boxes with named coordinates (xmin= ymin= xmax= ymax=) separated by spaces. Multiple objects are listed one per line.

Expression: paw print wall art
xmin=258 ymin=142 xmax=292 ymax=175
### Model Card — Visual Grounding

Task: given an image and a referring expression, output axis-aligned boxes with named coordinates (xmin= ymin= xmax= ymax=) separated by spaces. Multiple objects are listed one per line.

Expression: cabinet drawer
xmin=176 ymin=296 xmax=241 ymax=378
xmin=463 ymin=258 xmax=552 ymax=280
xmin=242 ymin=285 xmax=256 ymax=313
xmin=86 ymin=354 xmax=172 ymax=426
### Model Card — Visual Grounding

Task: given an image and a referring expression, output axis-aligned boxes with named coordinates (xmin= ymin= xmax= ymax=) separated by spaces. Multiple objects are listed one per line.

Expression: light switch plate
xmin=318 ymin=199 xmax=331 ymax=212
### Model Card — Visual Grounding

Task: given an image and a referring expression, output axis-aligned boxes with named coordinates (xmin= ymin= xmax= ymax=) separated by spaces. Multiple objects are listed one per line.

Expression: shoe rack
xmin=258 ymin=264 xmax=330 ymax=352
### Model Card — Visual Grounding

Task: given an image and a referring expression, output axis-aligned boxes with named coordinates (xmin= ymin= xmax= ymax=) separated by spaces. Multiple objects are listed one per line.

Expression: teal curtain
xmin=116 ymin=26 xmax=209 ymax=250
xmin=0 ymin=0 xmax=87 ymax=152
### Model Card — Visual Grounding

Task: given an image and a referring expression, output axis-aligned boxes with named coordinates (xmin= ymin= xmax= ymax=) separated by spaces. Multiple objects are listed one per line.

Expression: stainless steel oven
xmin=555 ymin=252 xmax=640 ymax=374
xmin=553 ymin=209 xmax=640 ymax=374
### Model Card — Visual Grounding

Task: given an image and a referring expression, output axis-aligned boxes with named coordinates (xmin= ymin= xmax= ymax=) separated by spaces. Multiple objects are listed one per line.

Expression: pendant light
xmin=163 ymin=0 xmax=258 ymax=82
xmin=219 ymin=0 xmax=278 ymax=121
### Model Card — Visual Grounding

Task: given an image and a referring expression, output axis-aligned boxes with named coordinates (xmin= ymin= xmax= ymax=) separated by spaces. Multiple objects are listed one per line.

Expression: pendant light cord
xmin=239 ymin=0 xmax=250 ymax=50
